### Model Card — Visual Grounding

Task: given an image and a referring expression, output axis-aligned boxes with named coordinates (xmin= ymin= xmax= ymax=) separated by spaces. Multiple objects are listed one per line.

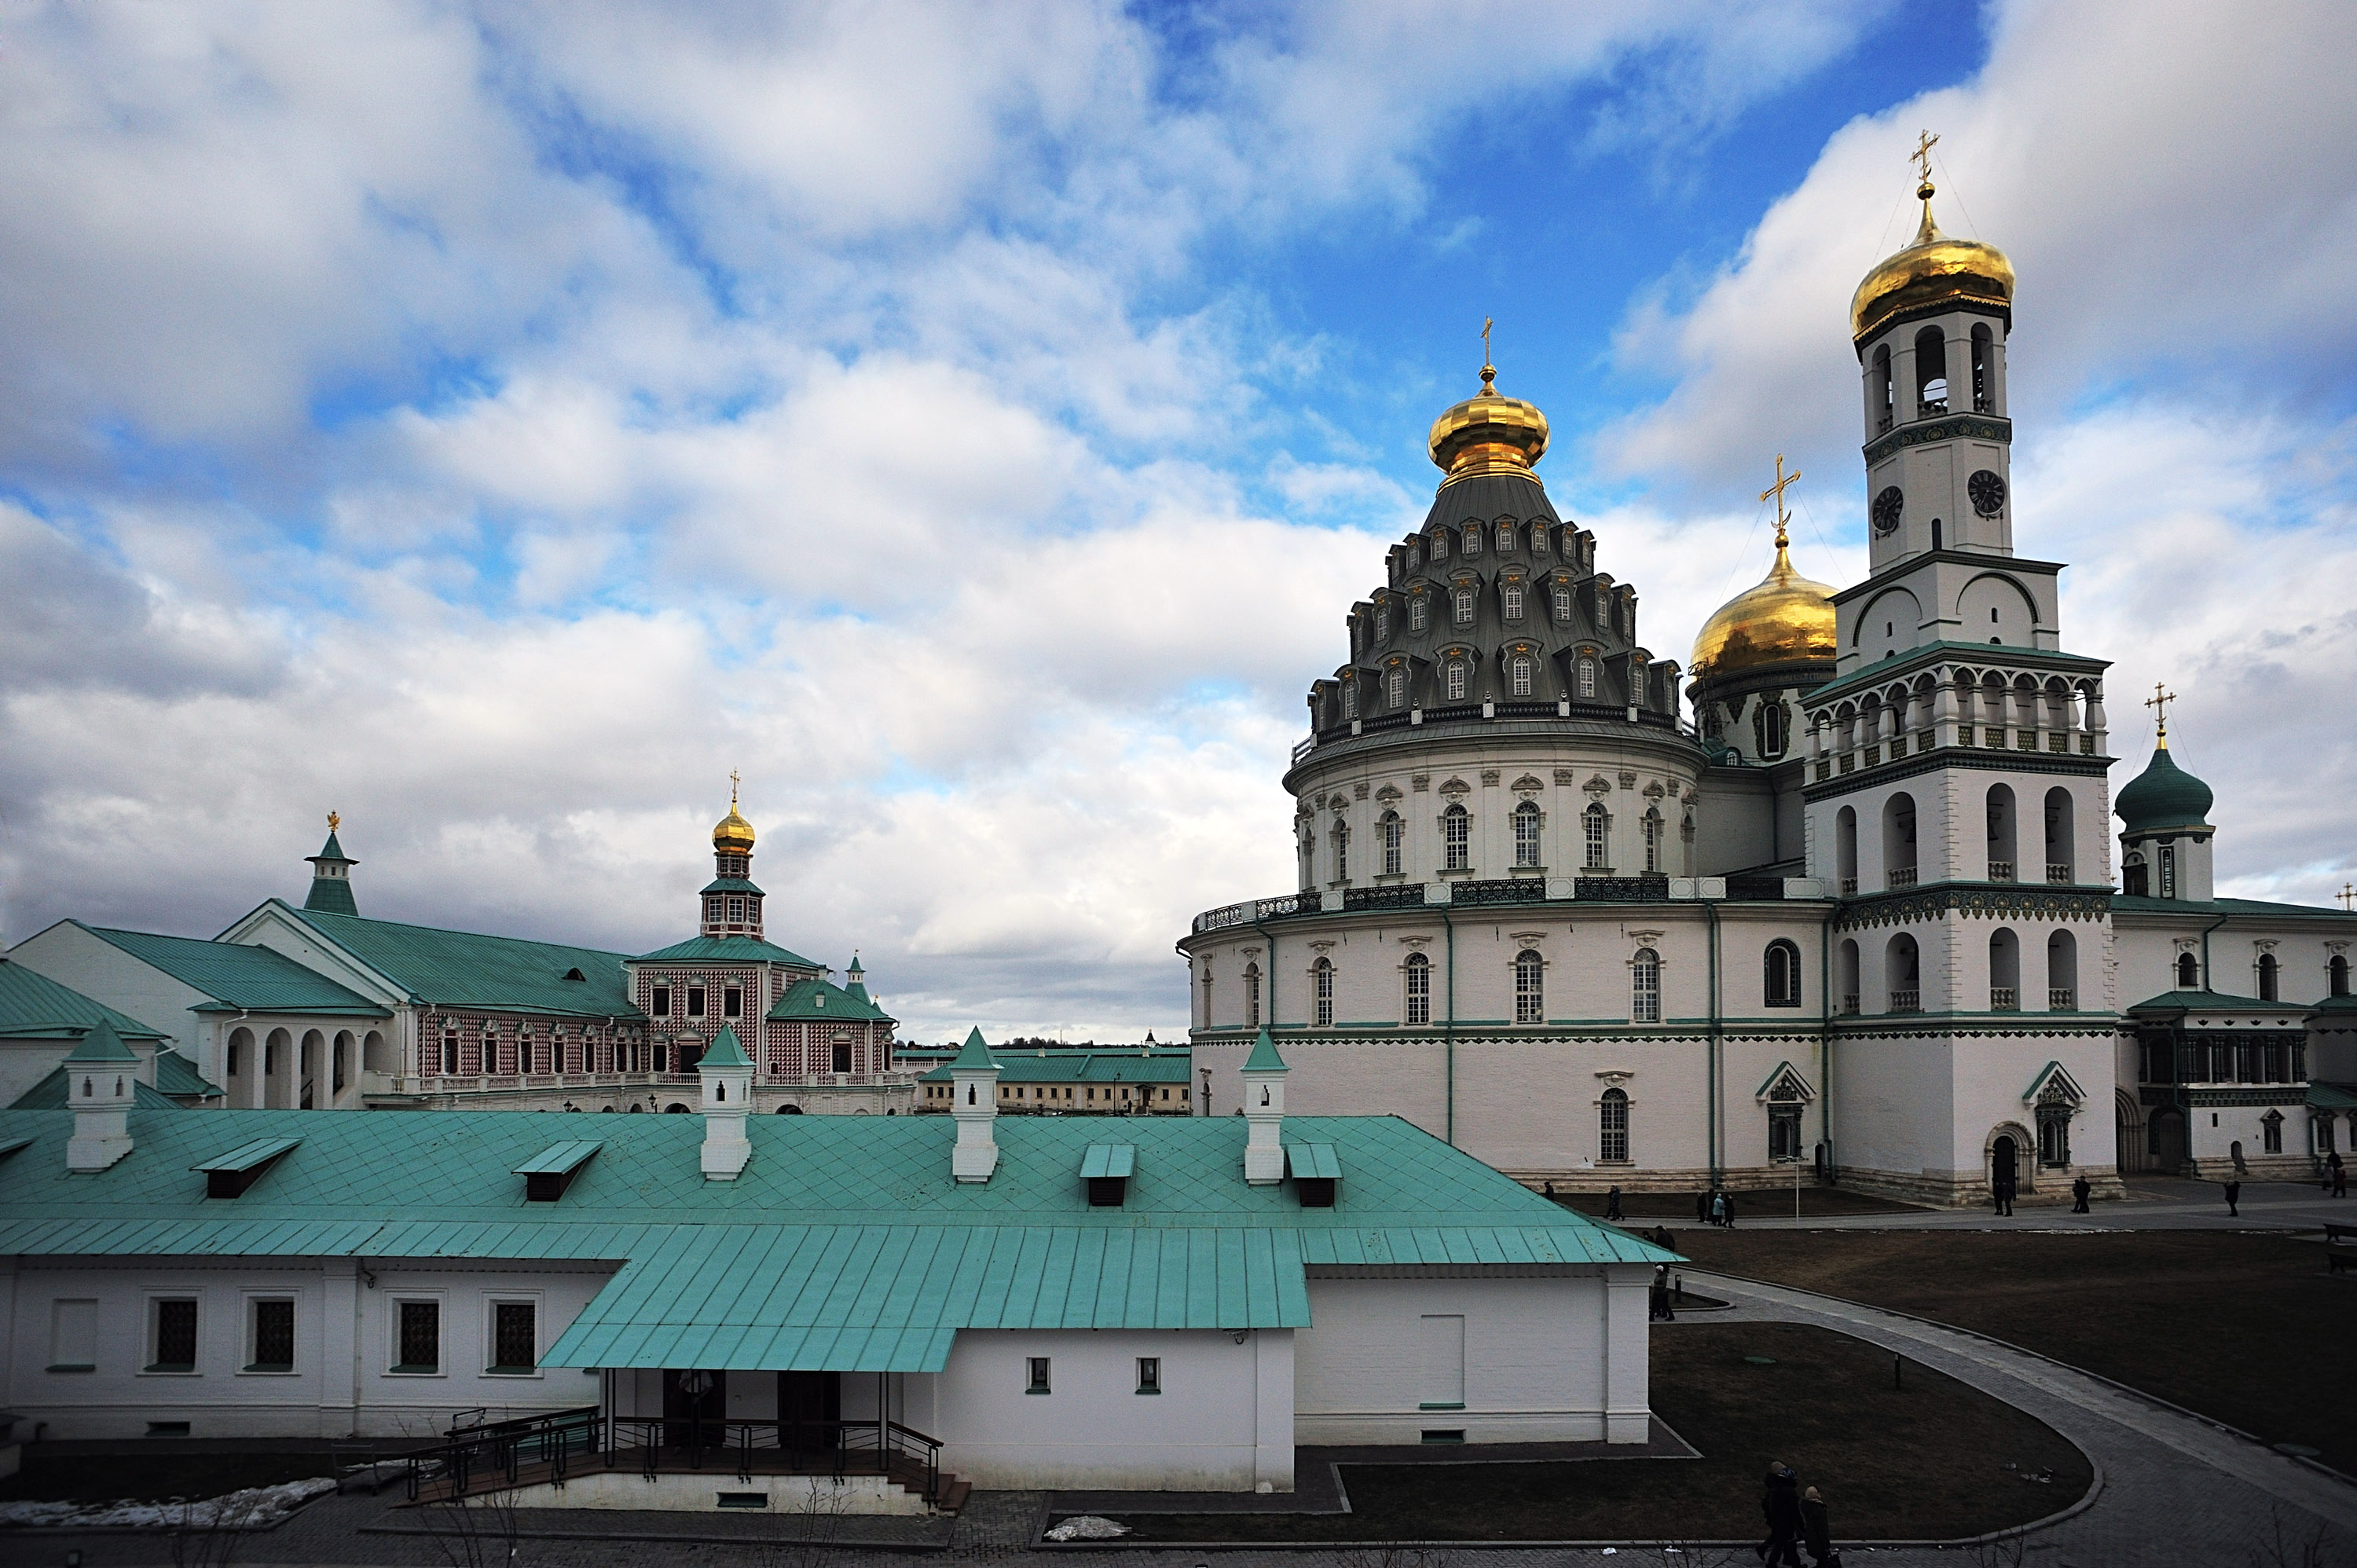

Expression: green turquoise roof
xmin=77 ymin=925 xmax=388 ymax=1016
xmin=64 ymin=1019 xmax=140 ymax=1064
xmin=151 ymin=1049 xmax=223 ymax=1099
xmin=309 ymin=830 xmax=353 ymax=863
xmin=636 ymin=935 xmax=817 ymax=967
xmin=277 ymin=903 xmax=640 ymax=1019
xmin=0 ymin=1106 xmax=1676 ymax=1372
xmin=0 ymin=959 xmax=170 ymax=1045
xmin=2115 ymin=742 xmax=2213 ymax=833
xmin=698 ymin=878 xmax=768 ymax=897
xmin=951 ymin=1027 xmax=998 ymax=1071
xmin=9 ymin=1068 xmax=182 ymax=1111
xmin=302 ymin=874 xmax=359 ymax=917
xmin=699 ymin=1023 xmax=751 ymax=1068
xmin=768 ymin=976 xmax=893 ymax=1024
xmin=919 ymin=1052 xmax=1187 ymax=1086
xmin=1242 ymin=1028 xmax=1288 ymax=1073
xmin=2123 ymin=990 xmax=2309 ymax=1017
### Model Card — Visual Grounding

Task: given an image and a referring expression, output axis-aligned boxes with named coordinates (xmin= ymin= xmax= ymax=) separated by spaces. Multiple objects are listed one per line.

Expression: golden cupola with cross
xmin=1685 ymin=456 xmax=1837 ymax=764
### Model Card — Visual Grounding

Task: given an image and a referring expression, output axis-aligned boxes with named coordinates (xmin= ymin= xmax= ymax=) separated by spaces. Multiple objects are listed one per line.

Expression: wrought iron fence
xmin=1725 ymin=875 xmax=1786 ymax=901
xmin=1343 ymin=884 xmax=1428 ymax=911
xmin=1574 ymin=875 xmax=1670 ymax=902
xmin=1451 ymin=878 xmax=1552 ymax=907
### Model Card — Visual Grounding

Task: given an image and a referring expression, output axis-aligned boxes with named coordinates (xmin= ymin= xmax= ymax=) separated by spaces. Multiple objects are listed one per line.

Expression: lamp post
xmin=1776 ymin=1151 xmax=1803 ymax=1225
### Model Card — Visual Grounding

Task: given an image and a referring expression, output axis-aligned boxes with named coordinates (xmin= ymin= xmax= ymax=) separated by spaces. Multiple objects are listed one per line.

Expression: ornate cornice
xmin=1862 ymin=413 xmax=2011 ymax=467
xmin=1835 ymin=885 xmax=2113 ymax=930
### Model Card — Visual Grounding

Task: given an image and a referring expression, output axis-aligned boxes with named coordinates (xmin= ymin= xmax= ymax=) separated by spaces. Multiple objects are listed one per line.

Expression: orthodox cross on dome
xmin=2144 ymin=683 xmax=2175 ymax=744
xmin=2339 ymin=883 xmax=2355 ymax=912
xmin=728 ymin=769 xmax=741 ymax=807
xmin=1480 ymin=316 xmax=1496 ymax=393
xmin=1759 ymin=454 xmax=1802 ymax=548
xmin=1912 ymin=128 xmax=1940 ymax=196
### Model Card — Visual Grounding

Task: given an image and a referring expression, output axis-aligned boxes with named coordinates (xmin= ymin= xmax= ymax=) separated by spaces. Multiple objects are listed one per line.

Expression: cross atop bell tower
xmin=705 ymin=783 xmax=765 ymax=940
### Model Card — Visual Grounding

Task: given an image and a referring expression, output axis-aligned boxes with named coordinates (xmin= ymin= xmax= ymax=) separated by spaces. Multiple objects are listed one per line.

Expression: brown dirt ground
xmin=1552 ymin=1187 xmax=1926 ymax=1220
xmin=1112 ymin=1321 xmax=2089 ymax=1542
xmin=0 ymin=1449 xmax=343 ymax=1503
xmin=1670 ymin=1228 xmax=2357 ymax=1476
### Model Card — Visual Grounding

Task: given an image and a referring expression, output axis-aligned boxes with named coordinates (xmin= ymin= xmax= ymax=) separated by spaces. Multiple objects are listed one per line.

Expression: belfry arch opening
xmin=1915 ymin=326 xmax=1948 ymax=416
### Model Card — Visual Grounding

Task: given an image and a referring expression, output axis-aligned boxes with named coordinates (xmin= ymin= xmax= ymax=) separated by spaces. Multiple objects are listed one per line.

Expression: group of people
xmin=1698 ymin=1188 xmax=1738 ymax=1226
xmin=1758 ymin=1462 xmax=1837 ymax=1567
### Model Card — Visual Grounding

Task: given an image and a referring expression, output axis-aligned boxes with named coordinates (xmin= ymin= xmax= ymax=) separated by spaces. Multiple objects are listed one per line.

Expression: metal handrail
xmin=405 ymin=1413 xmax=951 ymax=1506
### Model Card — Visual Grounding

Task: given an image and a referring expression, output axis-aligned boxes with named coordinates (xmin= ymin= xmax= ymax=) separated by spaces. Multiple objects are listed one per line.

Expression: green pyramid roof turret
xmin=951 ymin=1027 xmax=998 ymax=1071
xmin=64 ymin=1019 xmax=140 ymax=1065
xmin=315 ymin=830 xmax=350 ymax=862
xmin=2116 ymin=740 xmax=2214 ymax=834
xmin=698 ymin=1024 xmax=750 ymax=1069
xmin=1242 ymin=1028 xmax=1288 ymax=1073
xmin=844 ymin=957 xmax=871 ymax=1004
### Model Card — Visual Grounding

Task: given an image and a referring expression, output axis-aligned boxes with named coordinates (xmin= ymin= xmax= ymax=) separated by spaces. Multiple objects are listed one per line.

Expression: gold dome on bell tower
xmin=1849 ymin=133 xmax=2013 ymax=343
xmin=712 ymin=772 xmax=756 ymax=853
xmin=1689 ymin=456 xmax=1837 ymax=679
xmin=1426 ymin=319 xmax=1549 ymax=488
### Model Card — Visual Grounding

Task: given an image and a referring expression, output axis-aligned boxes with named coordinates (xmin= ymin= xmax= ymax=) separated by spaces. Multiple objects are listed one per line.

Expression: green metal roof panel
xmin=514 ymin=1140 xmax=604 ymax=1177
xmin=1286 ymin=1142 xmax=1342 ymax=1181
xmin=697 ymin=877 xmax=768 ymax=896
xmin=949 ymin=1028 xmax=997 ymax=1069
xmin=1242 ymin=1027 xmax=1288 ymax=1072
xmin=1080 ymin=1143 xmax=1136 ymax=1180
xmin=0 ymin=958 xmax=170 ymax=1043
xmin=2308 ymin=1082 xmax=2357 ymax=1111
xmin=151 ymin=1049 xmax=222 ymax=1099
xmin=768 ymin=976 xmax=893 ymax=1024
xmin=282 ymin=905 xmax=640 ymax=1018
xmin=636 ymin=935 xmax=817 ymax=965
xmin=81 ymin=925 xmax=389 ymax=1015
xmin=64 ymin=1020 xmax=141 ymax=1064
xmin=0 ymin=1136 xmax=33 ymax=1161
xmin=700 ymin=1024 xmax=751 ymax=1068
xmin=2124 ymin=990 xmax=2305 ymax=1015
xmin=193 ymin=1136 xmax=304 ymax=1174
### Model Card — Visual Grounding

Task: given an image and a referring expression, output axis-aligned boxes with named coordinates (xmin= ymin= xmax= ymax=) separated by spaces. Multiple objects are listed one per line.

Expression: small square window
xmin=151 ymin=1298 xmax=198 ymax=1372
xmin=1026 ymin=1357 xmax=1052 ymax=1394
xmin=1136 ymin=1357 xmax=1160 ymax=1394
xmin=394 ymin=1300 xmax=440 ymax=1373
xmin=248 ymin=1299 xmax=295 ymax=1372
xmin=489 ymin=1301 xmax=536 ymax=1373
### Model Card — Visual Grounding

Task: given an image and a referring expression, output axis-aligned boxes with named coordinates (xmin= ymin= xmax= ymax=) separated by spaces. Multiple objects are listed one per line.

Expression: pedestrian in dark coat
xmin=1697 ymin=1189 xmax=1710 ymax=1223
xmin=1606 ymin=1184 xmax=1625 ymax=1222
xmin=1649 ymin=1263 xmax=1674 ymax=1322
xmin=2224 ymin=1178 xmax=2241 ymax=1217
xmin=1800 ymin=1485 xmax=1834 ymax=1566
xmin=1723 ymin=1190 xmax=1737 ymax=1228
xmin=1992 ymin=1173 xmax=2015 ymax=1216
xmin=2337 ymin=1164 xmax=2348 ymax=1199
xmin=2070 ymin=1174 xmax=2091 ymax=1213
xmin=1758 ymin=1464 xmax=1805 ymax=1567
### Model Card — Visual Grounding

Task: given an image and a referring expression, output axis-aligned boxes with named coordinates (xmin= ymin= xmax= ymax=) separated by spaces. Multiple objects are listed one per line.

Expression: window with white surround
xmin=247 ymin=1296 xmax=295 ymax=1372
xmin=1510 ymin=654 xmax=1534 ymax=697
xmin=1453 ymin=588 xmax=1474 ymax=626
xmin=1028 ymin=1357 xmax=1052 ymax=1393
xmin=1497 ymin=522 xmax=1513 ymax=552
xmin=1514 ymin=949 xmax=1544 ymax=1024
xmin=149 ymin=1297 xmax=198 ymax=1372
xmin=1404 ymin=952 xmax=1431 ymax=1024
xmin=1512 ymin=800 xmax=1542 ymax=867
xmin=1503 ymin=584 xmax=1524 ymax=619
xmin=724 ymin=986 xmax=742 ymax=1017
xmin=1600 ymin=1088 xmax=1629 ymax=1161
xmin=727 ymin=896 xmax=744 ymax=922
xmin=441 ymin=1031 xmax=460 ymax=1075
xmin=488 ymin=1299 xmax=537 ymax=1374
xmin=1643 ymin=808 xmax=1663 ymax=873
xmin=1552 ymin=585 xmax=1572 ymax=622
xmin=1136 ymin=1357 xmax=1160 ymax=1394
xmin=1342 ymin=684 xmax=1357 ymax=719
xmin=1583 ymin=802 xmax=1609 ymax=869
xmin=1463 ymin=525 xmax=1481 ymax=556
xmin=1330 ymin=821 xmax=1349 ymax=882
xmin=1313 ymin=958 xmax=1335 ymax=1027
xmin=1631 ymin=948 xmax=1661 ymax=1024
xmin=1431 ymin=529 xmax=1448 ymax=559
xmin=392 ymin=1299 xmax=440 ymax=1374
xmin=652 ymin=986 xmax=672 ymax=1018
xmin=1445 ymin=661 xmax=1466 ymax=701
xmin=1765 ymin=941 xmax=1802 ymax=1007
xmin=1410 ymin=597 xmax=1428 ymax=633
xmin=706 ymin=897 xmax=723 ymax=923
xmin=1387 ymin=668 xmax=1406 ymax=708
xmin=1244 ymin=963 xmax=1261 ymax=1028
xmin=1442 ymin=804 xmax=1471 ymax=870
xmin=1576 ymin=655 xmax=1597 ymax=699
xmin=1380 ymin=811 xmax=1403 ymax=875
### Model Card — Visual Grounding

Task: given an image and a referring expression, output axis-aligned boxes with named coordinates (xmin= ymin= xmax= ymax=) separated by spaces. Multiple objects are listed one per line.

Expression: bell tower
xmin=703 ymin=775 xmax=765 ymax=940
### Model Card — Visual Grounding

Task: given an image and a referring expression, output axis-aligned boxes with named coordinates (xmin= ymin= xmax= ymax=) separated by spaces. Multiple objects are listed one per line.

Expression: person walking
xmin=2070 ymin=1174 xmax=2091 ymax=1214
xmin=1800 ymin=1483 xmax=1835 ymax=1567
xmin=1697 ymin=1189 xmax=1711 ymax=1224
xmin=1606 ymin=1184 xmax=1625 ymax=1222
xmin=1758 ymin=1464 xmax=1805 ymax=1567
xmin=1989 ymin=1171 xmax=2011 ymax=1217
xmin=1723 ymin=1189 xmax=1737 ymax=1228
xmin=1650 ymin=1263 xmax=1675 ymax=1322
xmin=2224 ymin=1178 xmax=2241 ymax=1218
xmin=2330 ymin=1150 xmax=2346 ymax=1198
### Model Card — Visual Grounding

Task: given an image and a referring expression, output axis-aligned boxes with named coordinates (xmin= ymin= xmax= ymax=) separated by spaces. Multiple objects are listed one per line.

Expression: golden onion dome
xmin=1689 ymin=531 xmax=1837 ymax=679
xmin=712 ymin=789 xmax=756 ymax=853
xmin=1428 ymin=361 xmax=1549 ymax=488
xmin=1850 ymin=180 xmax=2014 ymax=342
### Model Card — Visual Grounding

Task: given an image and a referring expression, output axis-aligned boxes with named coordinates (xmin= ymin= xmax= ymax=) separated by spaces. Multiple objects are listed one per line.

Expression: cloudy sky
xmin=3 ymin=0 xmax=2352 ymax=1041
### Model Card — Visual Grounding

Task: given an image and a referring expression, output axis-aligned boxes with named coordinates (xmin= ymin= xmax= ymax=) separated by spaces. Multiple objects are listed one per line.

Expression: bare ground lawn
xmin=1671 ymin=1228 xmax=2357 ymax=1475
xmin=1109 ymin=1321 xmax=2088 ymax=1543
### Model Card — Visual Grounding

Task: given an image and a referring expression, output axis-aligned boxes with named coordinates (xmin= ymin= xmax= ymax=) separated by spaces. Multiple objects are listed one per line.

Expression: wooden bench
xmin=2328 ymin=1223 xmax=2357 ymax=1275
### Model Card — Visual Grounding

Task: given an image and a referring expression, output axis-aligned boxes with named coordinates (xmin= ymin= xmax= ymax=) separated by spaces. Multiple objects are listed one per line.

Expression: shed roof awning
xmin=515 ymin=1141 xmax=604 ymax=1178
xmin=1079 ymin=1144 xmax=1135 ymax=1180
xmin=192 ymin=1136 xmax=303 ymax=1174
xmin=1286 ymin=1143 xmax=1342 ymax=1181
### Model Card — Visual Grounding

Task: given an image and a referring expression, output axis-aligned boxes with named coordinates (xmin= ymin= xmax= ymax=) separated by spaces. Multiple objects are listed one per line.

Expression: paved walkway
xmin=1646 ymin=1176 xmax=2357 ymax=1233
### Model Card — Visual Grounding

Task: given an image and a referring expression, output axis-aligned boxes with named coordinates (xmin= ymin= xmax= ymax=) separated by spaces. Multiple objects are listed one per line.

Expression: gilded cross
xmin=1912 ymin=129 xmax=1940 ymax=186
xmin=2143 ymin=683 xmax=2174 ymax=740
xmin=1479 ymin=317 xmax=1496 ymax=392
xmin=728 ymin=768 xmax=741 ymax=807
xmin=1758 ymin=454 xmax=1802 ymax=547
xmin=2340 ymin=883 xmax=2355 ymax=912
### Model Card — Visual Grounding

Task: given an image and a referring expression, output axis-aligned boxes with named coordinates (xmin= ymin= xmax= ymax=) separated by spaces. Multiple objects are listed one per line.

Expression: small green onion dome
xmin=2115 ymin=742 xmax=2213 ymax=834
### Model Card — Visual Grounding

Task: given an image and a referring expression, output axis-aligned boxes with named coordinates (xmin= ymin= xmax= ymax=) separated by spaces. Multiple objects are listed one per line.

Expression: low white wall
xmin=504 ymin=1470 xmax=926 ymax=1514
xmin=922 ymin=1328 xmax=1290 ymax=1492
xmin=0 ymin=1255 xmax=612 ymax=1440
xmin=1294 ymin=1269 xmax=1650 ymax=1444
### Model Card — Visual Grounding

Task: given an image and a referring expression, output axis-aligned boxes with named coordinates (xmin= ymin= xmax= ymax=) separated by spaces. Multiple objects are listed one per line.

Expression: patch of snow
xmin=1043 ymin=1515 xmax=1131 ymax=1541
xmin=0 ymin=1476 xmax=337 ymax=1530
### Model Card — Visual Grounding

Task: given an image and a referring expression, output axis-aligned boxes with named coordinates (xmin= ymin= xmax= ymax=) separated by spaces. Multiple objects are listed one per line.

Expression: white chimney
xmin=948 ymin=1028 xmax=1001 ymax=1183
xmin=696 ymin=1025 xmax=753 ymax=1181
xmin=66 ymin=1021 xmax=138 ymax=1174
xmin=1240 ymin=1028 xmax=1288 ymax=1185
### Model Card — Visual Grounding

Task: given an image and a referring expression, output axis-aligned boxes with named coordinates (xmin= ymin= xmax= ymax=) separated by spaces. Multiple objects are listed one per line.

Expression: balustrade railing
xmin=1887 ymin=867 xmax=1918 ymax=888
xmin=2048 ymin=987 xmax=2076 ymax=1010
xmin=1990 ymin=987 xmax=2018 ymax=1011
xmin=1987 ymin=860 xmax=2016 ymax=882
xmin=1840 ymin=993 xmax=1860 ymax=1016
xmin=1839 ymin=877 xmax=1858 ymax=896
xmin=1888 ymin=988 xmax=1922 ymax=1013
xmin=2046 ymin=863 xmax=2072 ymax=885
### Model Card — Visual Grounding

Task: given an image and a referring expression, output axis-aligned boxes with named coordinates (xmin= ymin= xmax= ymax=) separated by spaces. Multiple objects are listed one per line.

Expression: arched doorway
xmin=1986 ymin=1122 xmax=2034 ymax=1196
xmin=2148 ymin=1108 xmax=2187 ymax=1172
xmin=2113 ymin=1090 xmax=2144 ymax=1174
xmin=1992 ymin=1135 xmax=2018 ymax=1194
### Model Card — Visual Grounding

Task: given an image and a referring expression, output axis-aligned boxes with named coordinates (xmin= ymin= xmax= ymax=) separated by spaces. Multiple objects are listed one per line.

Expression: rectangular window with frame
xmin=1136 ymin=1357 xmax=1160 ymax=1394
xmin=652 ymin=985 xmax=672 ymax=1018
xmin=1502 ymin=584 xmax=1524 ymax=620
xmin=1410 ymin=598 xmax=1428 ymax=632
xmin=724 ymin=986 xmax=743 ymax=1018
xmin=489 ymin=1301 xmax=537 ymax=1373
xmin=687 ymin=986 xmax=707 ymax=1018
xmin=151 ymin=1298 xmax=198 ymax=1372
xmin=1026 ymin=1356 xmax=1052 ymax=1394
xmin=249 ymin=1298 xmax=295 ymax=1372
xmin=1405 ymin=958 xmax=1431 ymax=1025
xmin=727 ymin=896 xmax=744 ymax=922
xmin=833 ymin=1038 xmax=854 ymax=1073
xmin=394 ymin=1300 xmax=440 ymax=1373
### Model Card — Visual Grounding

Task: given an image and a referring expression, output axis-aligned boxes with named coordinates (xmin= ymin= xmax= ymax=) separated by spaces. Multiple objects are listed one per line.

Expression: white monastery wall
xmin=9 ymin=924 xmax=205 ymax=1066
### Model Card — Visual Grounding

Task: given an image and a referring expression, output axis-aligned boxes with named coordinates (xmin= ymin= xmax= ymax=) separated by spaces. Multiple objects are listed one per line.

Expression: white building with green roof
xmin=0 ymin=1028 xmax=1672 ymax=1500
